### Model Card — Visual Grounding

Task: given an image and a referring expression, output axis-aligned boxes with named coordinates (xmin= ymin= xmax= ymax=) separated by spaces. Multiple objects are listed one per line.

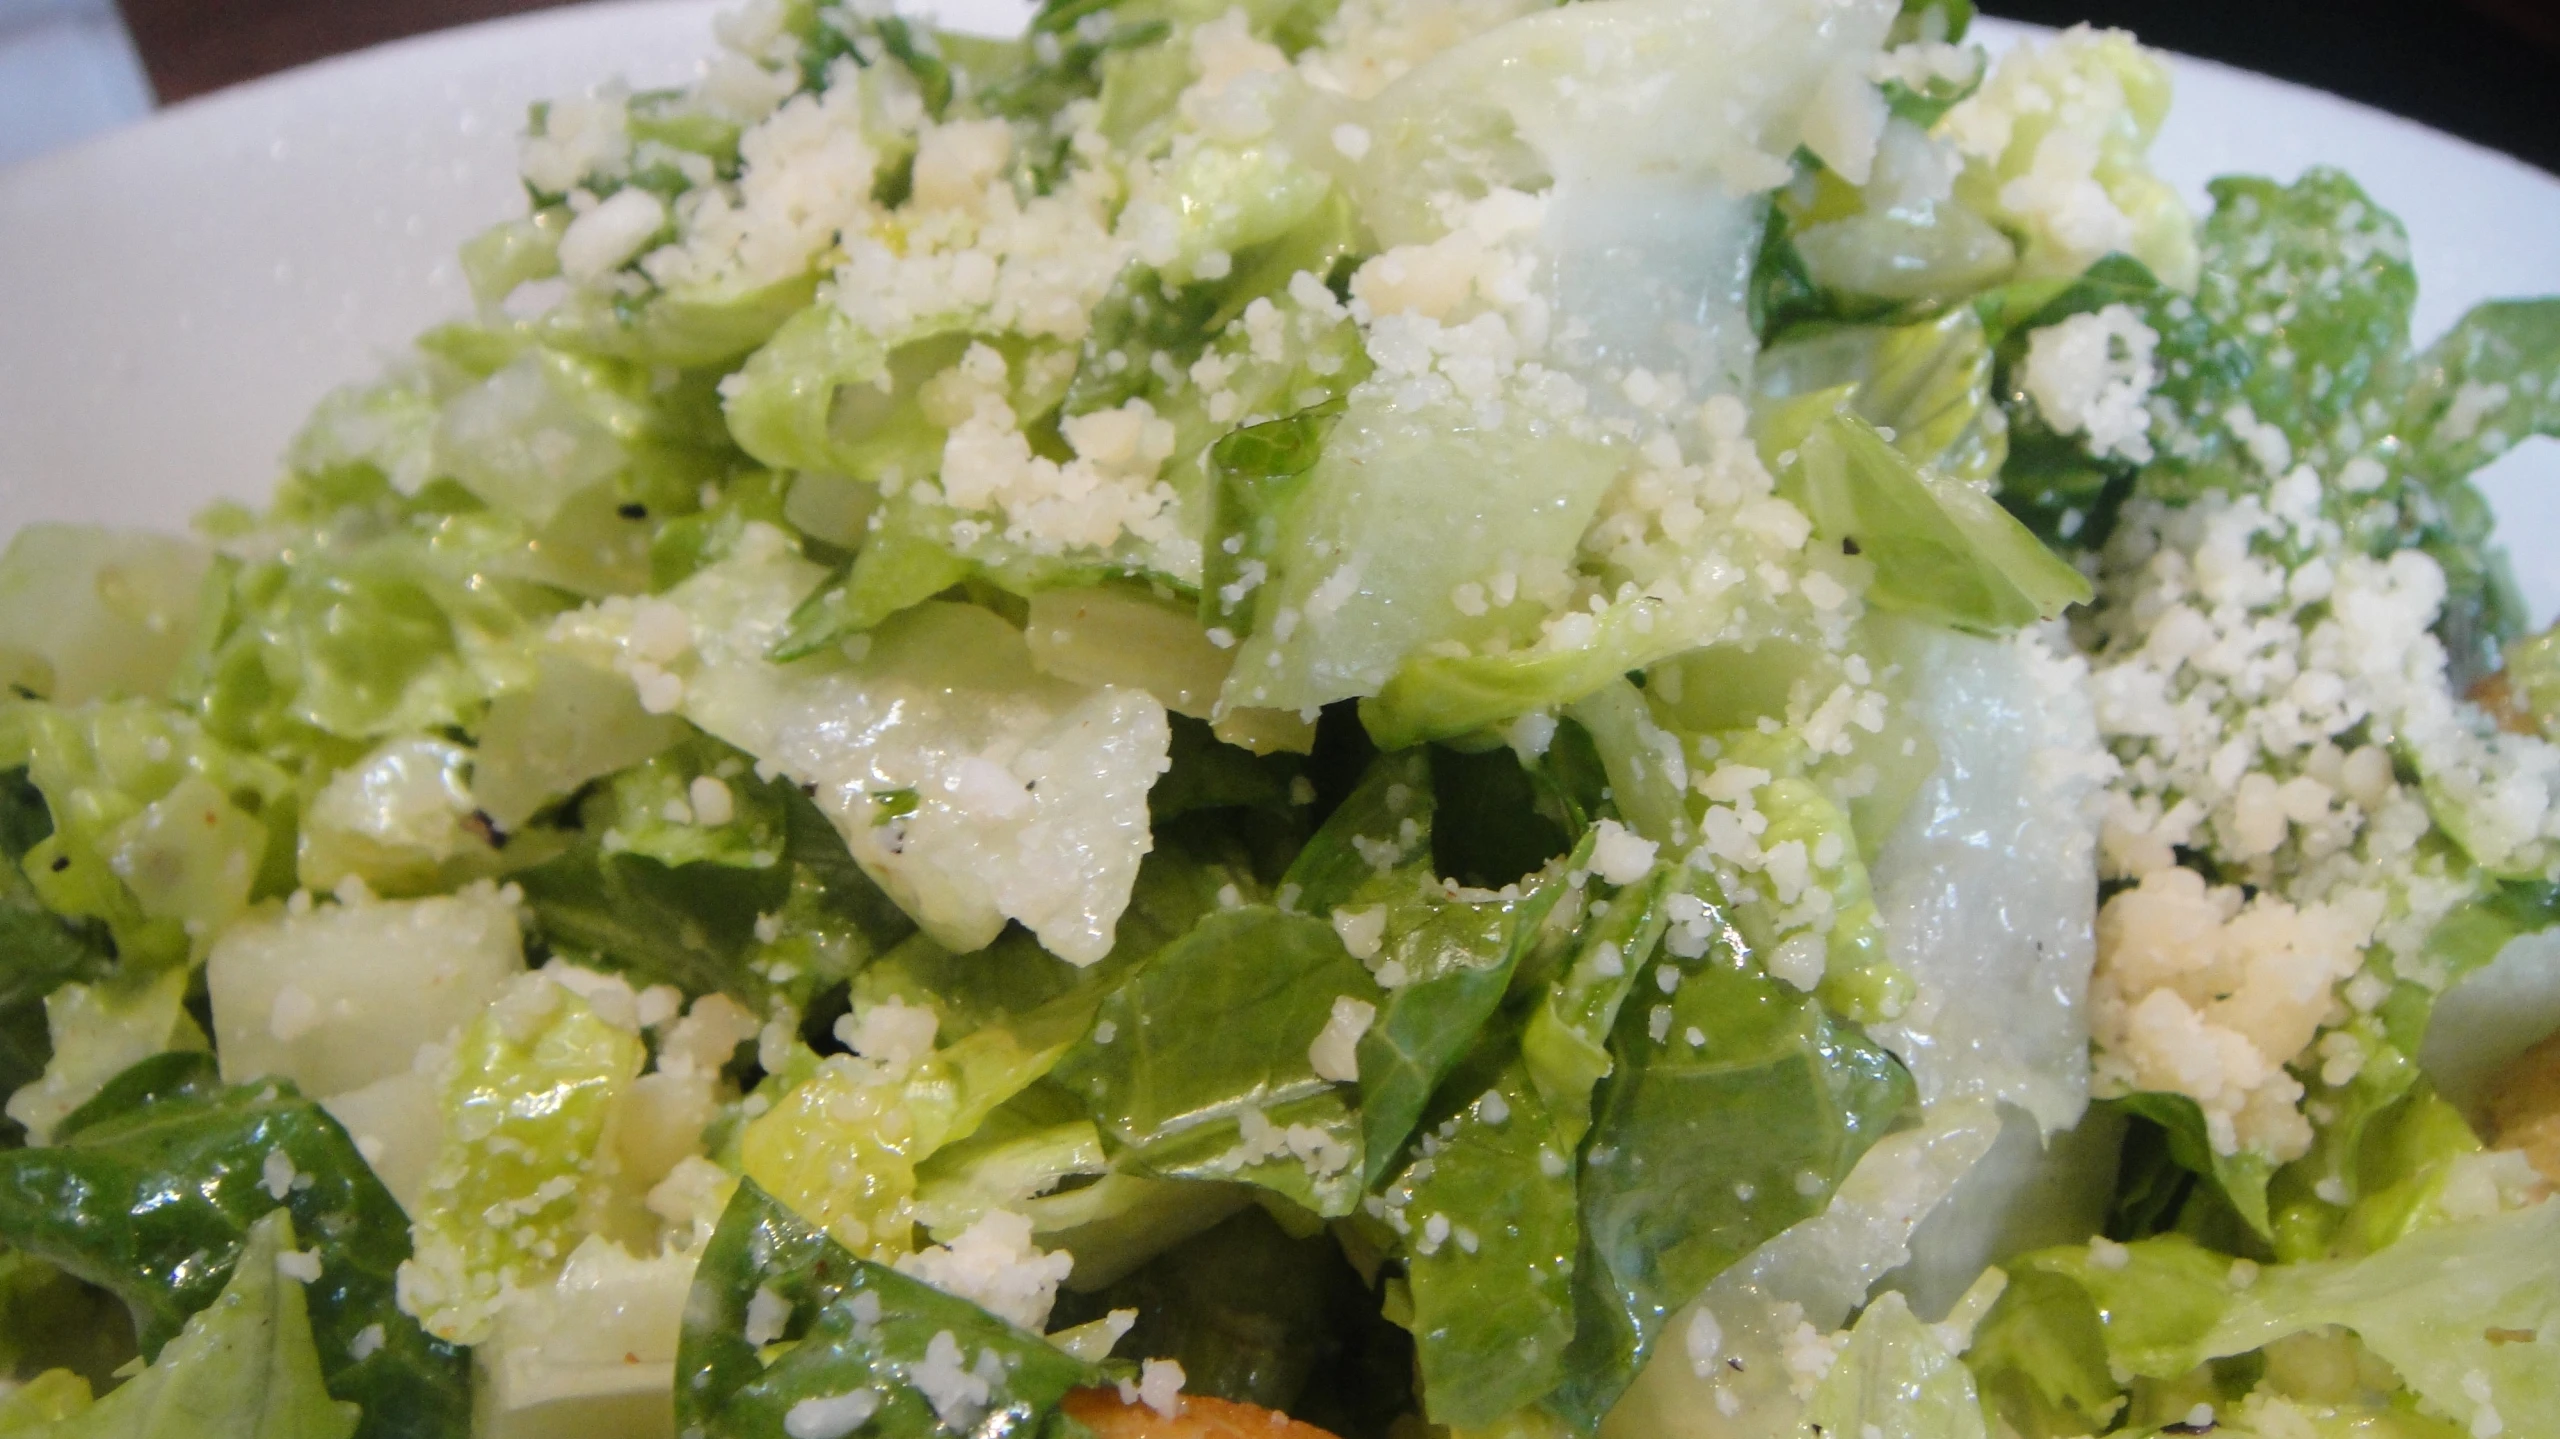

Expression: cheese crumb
xmin=835 ymin=998 xmax=940 ymax=1078
xmin=2022 ymin=304 xmax=2161 ymax=464
xmin=1308 ymin=996 xmax=1378 ymax=1083
xmin=785 ymin=1390 xmax=883 ymax=1439
xmin=1138 ymin=1358 xmax=1187 ymax=1419
xmin=1590 ymin=819 xmax=1660 ymax=886
xmin=895 ymin=1210 xmax=1075 ymax=1332
xmin=688 ymin=774 xmax=736 ymax=827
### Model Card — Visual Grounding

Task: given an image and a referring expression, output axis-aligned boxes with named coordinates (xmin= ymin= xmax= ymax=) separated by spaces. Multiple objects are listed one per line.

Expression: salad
xmin=2 ymin=0 xmax=2559 ymax=1435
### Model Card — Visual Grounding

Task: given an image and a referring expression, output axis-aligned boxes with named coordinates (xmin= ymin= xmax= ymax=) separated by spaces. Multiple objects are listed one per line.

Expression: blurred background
xmin=2 ymin=0 xmax=2558 ymax=170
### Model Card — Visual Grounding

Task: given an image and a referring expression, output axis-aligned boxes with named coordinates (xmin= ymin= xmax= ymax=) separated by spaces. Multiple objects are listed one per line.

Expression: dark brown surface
xmin=118 ymin=0 xmax=592 ymax=104
xmin=1984 ymin=0 xmax=2560 ymax=175
xmin=117 ymin=0 xmax=2560 ymax=171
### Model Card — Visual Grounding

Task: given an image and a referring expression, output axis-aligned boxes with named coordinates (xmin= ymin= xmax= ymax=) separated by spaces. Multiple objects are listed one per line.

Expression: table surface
xmin=113 ymin=0 xmax=2560 ymax=175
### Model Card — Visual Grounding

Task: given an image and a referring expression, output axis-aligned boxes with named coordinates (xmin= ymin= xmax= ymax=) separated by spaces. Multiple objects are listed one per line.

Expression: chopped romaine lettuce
xmin=397 ymin=977 xmax=647 ymax=1346
xmin=4 ymin=968 xmax=204 ymax=1147
xmin=11 ymin=1209 xmax=359 ymax=1439
xmin=1216 ymin=387 xmax=1621 ymax=717
xmin=1800 ymin=1290 xmax=1986 ymax=1439
xmin=1385 ymin=1060 xmax=1580 ymax=1428
xmin=0 ymin=1051 xmax=469 ymax=1439
xmin=205 ymin=882 xmax=524 ymax=1102
xmin=0 ymin=526 xmax=210 ymax=708
xmin=2 ymin=700 xmax=293 ymax=970
xmin=555 ymin=530 xmax=1171 ymax=965
xmin=676 ymin=1178 xmax=1098 ymax=1439
xmin=1551 ymin=889 xmax=1916 ymax=1428
xmin=1052 ymin=905 xmax=1379 ymax=1216
xmin=2399 ymin=298 xmax=2560 ymax=488
xmin=1788 ymin=412 xmax=2090 ymax=634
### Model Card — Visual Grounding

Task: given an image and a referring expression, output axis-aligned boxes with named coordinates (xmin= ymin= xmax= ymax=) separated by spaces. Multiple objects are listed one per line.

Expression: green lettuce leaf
xmin=3 ymin=967 xmax=205 ymax=1148
xmin=2398 ymin=297 xmax=2560 ymax=486
xmin=1983 ymin=251 xmax=2251 ymax=542
xmin=21 ymin=1209 xmax=358 ymax=1439
xmin=0 ymin=1051 xmax=468 ymax=1439
xmin=1548 ymin=890 xmax=1917 ymax=1429
xmin=676 ymin=1177 xmax=1099 ymax=1439
xmin=2 ymin=701 xmax=293 ymax=972
xmin=766 ymin=500 xmax=974 ymax=663
xmin=1790 ymin=411 xmax=2090 ymax=633
xmin=2191 ymin=170 xmax=2416 ymax=473
xmin=1275 ymin=749 xmax=1587 ymax=1182
xmin=2104 ymin=1090 xmax=2278 ymax=1245
xmin=1518 ymin=867 xmax=1675 ymax=1154
xmin=0 ymin=525 xmax=210 ymax=708
xmin=520 ymin=783 xmax=914 ymax=1008
xmin=396 ymin=978 xmax=646 ymax=1346
xmin=1052 ymin=905 xmax=1380 ymax=1217
xmin=1216 ymin=384 xmax=1622 ymax=717
xmin=1757 ymin=307 xmax=2009 ymax=486
xmin=2215 ymin=1204 xmax=2560 ymax=1434
xmin=1963 ymin=1264 xmax=2123 ymax=1439
xmin=177 ymin=511 xmax=553 ymax=755
xmin=2012 ymin=1233 xmax=2237 ymax=1383
xmin=1987 ymin=1202 xmax=2560 ymax=1438
xmin=537 ymin=274 xmax=820 ymax=372
xmin=0 ymin=771 xmax=115 ymax=1135
xmin=576 ymin=732 xmax=790 ymax=870
xmin=460 ymin=649 xmax=686 ymax=830
xmin=741 ymin=954 xmax=1122 ymax=1252
xmin=1801 ymin=1290 xmax=1986 ymax=1439
xmin=1382 ymin=1059 xmax=1580 ymax=1428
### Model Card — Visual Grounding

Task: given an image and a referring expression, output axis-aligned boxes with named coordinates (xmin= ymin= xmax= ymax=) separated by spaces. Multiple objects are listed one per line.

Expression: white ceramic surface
xmin=2 ymin=4 xmax=2556 ymax=611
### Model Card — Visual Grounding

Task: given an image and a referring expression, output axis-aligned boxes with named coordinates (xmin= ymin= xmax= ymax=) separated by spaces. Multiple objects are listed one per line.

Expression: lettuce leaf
xmin=1214 ymin=390 xmax=1620 ymax=717
xmin=1548 ymin=889 xmax=1917 ymax=1429
xmin=1983 ymin=1202 xmax=2560 ymax=1438
xmin=676 ymin=1177 xmax=1099 ymax=1439
xmin=4 ymin=968 xmax=204 ymax=1148
xmin=2398 ymin=297 xmax=2560 ymax=487
xmin=19 ymin=1209 xmax=358 ymax=1439
xmin=2 ymin=701 xmax=293 ymax=971
xmin=0 ymin=771 xmax=115 ymax=1139
xmin=1962 ymin=1263 xmax=2122 ymax=1438
xmin=1386 ymin=1057 xmax=1580 ymax=1428
xmin=0 ymin=525 xmax=210 ymax=707
xmin=519 ymin=783 xmax=913 ymax=1009
xmin=2190 ymin=170 xmax=2415 ymax=473
xmin=1757 ymin=306 xmax=2008 ymax=486
xmin=395 ymin=979 xmax=646 ymax=1346
xmin=1800 ymin=1290 xmax=1985 ymax=1439
xmin=1983 ymin=251 xmax=2249 ymax=540
xmin=554 ymin=536 xmax=1171 ymax=967
xmin=2105 ymin=1090 xmax=2278 ymax=1244
xmin=1277 ymin=750 xmax=1588 ymax=1181
xmin=1790 ymin=412 xmax=2090 ymax=633
xmin=2219 ymin=1204 xmax=2560 ymax=1434
xmin=576 ymin=732 xmax=790 ymax=870
xmin=740 ymin=977 xmax=1104 ymax=1252
xmin=0 ymin=1051 xmax=468 ymax=1439
xmin=1519 ymin=867 xmax=1675 ymax=1154
xmin=1053 ymin=904 xmax=1378 ymax=1216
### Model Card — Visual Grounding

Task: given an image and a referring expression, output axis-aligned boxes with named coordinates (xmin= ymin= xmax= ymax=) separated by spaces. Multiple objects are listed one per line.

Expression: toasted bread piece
xmin=2487 ymin=1030 xmax=2560 ymax=1183
xmin=1063 ymin=1389 xmax=1343 ymax=1439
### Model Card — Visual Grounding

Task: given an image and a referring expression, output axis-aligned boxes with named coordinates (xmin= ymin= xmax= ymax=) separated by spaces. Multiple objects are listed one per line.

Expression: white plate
xmin=2 ymin=4 xmax=2557 ymax=612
